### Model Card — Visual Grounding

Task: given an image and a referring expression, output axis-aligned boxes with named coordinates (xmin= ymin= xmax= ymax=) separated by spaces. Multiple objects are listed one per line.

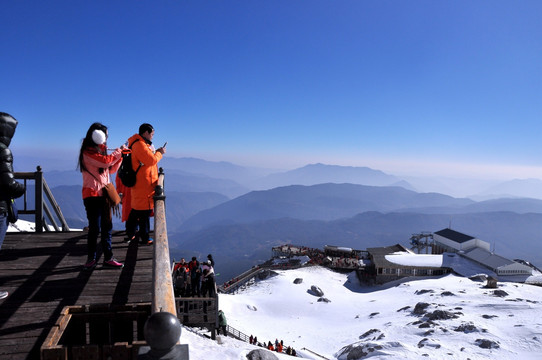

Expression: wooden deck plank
xmin=0 ymin=230 xmax=154 ymax=360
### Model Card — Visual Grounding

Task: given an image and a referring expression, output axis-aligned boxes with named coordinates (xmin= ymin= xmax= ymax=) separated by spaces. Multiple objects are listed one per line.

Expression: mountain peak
xmin=253 ymin=163 xmax=406 ymax=190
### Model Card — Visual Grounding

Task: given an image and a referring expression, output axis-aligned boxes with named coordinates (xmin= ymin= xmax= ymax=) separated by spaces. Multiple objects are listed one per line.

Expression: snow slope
xmin=183 ymin=266 xmax=542 ymax=359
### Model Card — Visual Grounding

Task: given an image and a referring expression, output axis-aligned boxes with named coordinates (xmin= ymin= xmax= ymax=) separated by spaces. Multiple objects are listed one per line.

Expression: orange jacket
xmin=127 ymin=134 xmax=163 ymax=210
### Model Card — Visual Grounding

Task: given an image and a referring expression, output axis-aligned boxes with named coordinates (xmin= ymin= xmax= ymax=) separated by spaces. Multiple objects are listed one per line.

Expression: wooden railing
xmin=140 ymin=169 xmax=190 ymax=358
xmin=14 ymin=166 xmax=70 ymax=232
xmin=152 ymin=169 xmax=176 ymax=315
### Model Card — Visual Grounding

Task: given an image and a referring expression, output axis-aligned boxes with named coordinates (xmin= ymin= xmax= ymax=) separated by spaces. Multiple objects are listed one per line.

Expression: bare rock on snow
xmin=336 ymin=342 xmax=384 ymax=360
xmin=412 ymin=302 xmax=431 ymax=315
xmin=417 ymin=338 xmax=441 ymax=349
xmin=336 ymin=341 xmax=403 ymax=360
xmin=415 ymin=289 xmax=435 ymax=295
xmin=317 ymin=297 xmax=331 ymax=303
xmin=293 ymin=278 xmax=303 ymax=284
xmin=469 ymin=274 xmax=488 ymax=282
xmin=482 ymin=314 xmax=498 ymax=319
xmin=417 ymin=320 xmax=436 ymax=329
xmin=492 ymin=289 xmax=508 ymax=297
xmin=475 ymin=339 xmax=500 ymax=349
xmin=425 ymin=310 xmax=460 ymax=321
xmin=454 ymin=322 xmax=479 ymax=333
xmin=359 ymin=329 xmax=385 ymax=341
xmin=257 ymin=270 xmax=277 ymax=280
xmin=246 ymin=349 xmax=279 ymax=360
xmin=309 ymin=285 xmax=324 ymax=297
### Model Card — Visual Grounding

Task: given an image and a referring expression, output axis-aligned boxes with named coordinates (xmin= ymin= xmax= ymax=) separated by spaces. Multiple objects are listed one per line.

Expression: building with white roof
xmin=433 ymin=228 xmax=532 ymax=276
xmin=463 ymin=247 xmax=532 ymax=276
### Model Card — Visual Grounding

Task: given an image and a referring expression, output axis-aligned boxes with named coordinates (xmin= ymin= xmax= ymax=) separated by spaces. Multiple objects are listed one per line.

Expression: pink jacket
xmin=82 ymin=145 xmax=122 ymax=199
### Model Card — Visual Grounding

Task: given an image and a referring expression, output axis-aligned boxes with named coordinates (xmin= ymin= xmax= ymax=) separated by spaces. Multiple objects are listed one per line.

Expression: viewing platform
xmin=0 ymin=230 xmax=154 ymax=359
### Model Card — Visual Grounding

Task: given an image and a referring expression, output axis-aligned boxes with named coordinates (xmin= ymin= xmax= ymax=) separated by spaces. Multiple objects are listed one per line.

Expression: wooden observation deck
xmin=0 ymin=230 xmax=154 ymax=360
xmin=0 ymin=170 xmax=217 ymax=359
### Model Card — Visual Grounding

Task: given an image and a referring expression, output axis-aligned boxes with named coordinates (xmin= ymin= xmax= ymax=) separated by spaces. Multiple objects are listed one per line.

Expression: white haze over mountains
xmin=13 ymin=154 xmax=542 ymax=200
xmin=183 ymin=266 xmax=542 ymax=360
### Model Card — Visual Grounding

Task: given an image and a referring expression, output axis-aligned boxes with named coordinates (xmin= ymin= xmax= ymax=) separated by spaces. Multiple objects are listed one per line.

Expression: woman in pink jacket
xmin=78 ymin=123 xmax=124 ymax=269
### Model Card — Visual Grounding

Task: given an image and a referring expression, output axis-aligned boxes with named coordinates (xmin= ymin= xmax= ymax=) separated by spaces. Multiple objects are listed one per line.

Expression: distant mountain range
xmin=169 ymin=210 xmax=542 ymax=283
xmin=250 ymin=163 xmax=410 ymax=189
xmin=42 ymin=185 xmax=229 ymax=231
xmin=27 ymin=156 xmax=542 ymax=200
xmin=180 ymin=183 xmax=475 ymax=231
xmin=17 ymin=156 xmax=542 ymax=283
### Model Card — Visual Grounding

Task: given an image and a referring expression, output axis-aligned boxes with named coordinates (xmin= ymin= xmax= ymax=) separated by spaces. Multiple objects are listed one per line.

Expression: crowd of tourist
xmin=172 ymin=254 xmax=217 ymax=297
xmin=248 ymin=336 xmax=297 ymax=356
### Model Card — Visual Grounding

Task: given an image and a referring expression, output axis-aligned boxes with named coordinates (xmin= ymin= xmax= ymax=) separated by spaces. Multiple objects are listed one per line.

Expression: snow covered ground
xmin=7 ymin=219 xmax=74 ymax=232
xmin=7 ymin=219 xmax=41 ymax=232
xmin=8 ymin=221 xmax=542 ymax=358
xmin=182 ymin=266 xmax=542 ymax=359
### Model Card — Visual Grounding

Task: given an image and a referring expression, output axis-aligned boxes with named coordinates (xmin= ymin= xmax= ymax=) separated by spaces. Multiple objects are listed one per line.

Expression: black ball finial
xmin=144 ymin=312 xmax=182 ymax=351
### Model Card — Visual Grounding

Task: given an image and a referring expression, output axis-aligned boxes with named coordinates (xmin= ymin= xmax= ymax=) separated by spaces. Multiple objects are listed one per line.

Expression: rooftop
xmin=464 ymin=247 xmax=515 ymax=269
xmin=434 ymin=228 xmax=475 ymax=243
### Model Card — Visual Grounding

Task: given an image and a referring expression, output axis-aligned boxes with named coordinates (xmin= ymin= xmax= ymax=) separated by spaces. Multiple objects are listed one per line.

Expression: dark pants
xmin=84 ymin=196 xmax=113 ymax=261
xmin=191 ymin=277 xmax=201 ymax=296
xmin=202 ymin=277 xmax=216 ymax=297
xmin=126 ymin=209 xmax=151 ymax=242
xmin=0 ymin=213 xmax=8 ymax=249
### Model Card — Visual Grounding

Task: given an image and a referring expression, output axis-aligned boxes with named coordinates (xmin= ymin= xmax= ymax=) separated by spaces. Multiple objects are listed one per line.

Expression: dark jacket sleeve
xmin=0 ymin=145 xmax=25 ymax=200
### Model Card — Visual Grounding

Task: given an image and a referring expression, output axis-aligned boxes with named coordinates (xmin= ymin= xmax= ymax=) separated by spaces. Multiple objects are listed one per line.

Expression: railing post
xmin=35 ymin=166 xmax=44 ymax=233
xmin=14 ymin=167 xmax=70 ymax=233
xmin=139 ymin=168 xmax=189 ymax=360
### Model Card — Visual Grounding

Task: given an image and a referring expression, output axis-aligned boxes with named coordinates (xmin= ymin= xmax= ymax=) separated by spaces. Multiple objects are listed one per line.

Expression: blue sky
xmin=2 ymin=1 xmax=541 ymax=179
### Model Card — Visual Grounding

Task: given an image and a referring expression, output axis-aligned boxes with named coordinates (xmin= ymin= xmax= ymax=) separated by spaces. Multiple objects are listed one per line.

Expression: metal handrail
xmin=225 ymin=324 xmax=250 ymax=342
xmin=14 ymin=166 xmax=70 ymax=232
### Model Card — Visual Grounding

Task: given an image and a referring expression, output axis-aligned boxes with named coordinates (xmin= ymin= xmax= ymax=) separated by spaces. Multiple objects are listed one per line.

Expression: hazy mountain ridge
xmin=20 ymin=156 xmax=542 ymax=200
xmin=251 ymin=163 xmax=404 ymax=189
xmin=180 ymin=183 xmax=476 ymax=231
xmin=42 ymin=168 xmax=248 ymax=199
xmin=472 ymin=178 xmax=542 ymax=200
xmin=159 ymin=157 xmax=277 ymax=186
xmin=20 ymin=157 xmax=542 ymax=284
xmin=44 ymin=185 xmax=229 ymax=231
xmin=171 ymin=211 xmax=542 ymax=282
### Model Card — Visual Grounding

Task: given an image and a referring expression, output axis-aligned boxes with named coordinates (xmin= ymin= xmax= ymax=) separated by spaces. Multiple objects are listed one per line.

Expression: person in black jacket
xmin=0 ymin=113 xmax=25 ymax=300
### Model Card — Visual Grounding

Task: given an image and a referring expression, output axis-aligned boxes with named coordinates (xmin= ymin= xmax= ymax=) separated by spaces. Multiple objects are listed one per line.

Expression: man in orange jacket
xmin=125 ymin=123 xmax=165 ymax=245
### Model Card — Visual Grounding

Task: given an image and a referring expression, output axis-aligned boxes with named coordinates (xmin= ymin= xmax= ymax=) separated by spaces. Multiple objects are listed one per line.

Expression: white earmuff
xmin=91 ymin=130 xmax=106 ymax=145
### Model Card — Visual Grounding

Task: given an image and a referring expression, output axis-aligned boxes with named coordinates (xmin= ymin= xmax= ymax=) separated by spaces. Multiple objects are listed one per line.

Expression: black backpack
xmin=117 ymin=139 xmax=141 ymax=187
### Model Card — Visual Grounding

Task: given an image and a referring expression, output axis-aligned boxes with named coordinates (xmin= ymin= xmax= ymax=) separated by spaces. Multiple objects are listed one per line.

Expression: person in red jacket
xmin=125 ymin=123 xmax=165 ymax=246
xmin=78 ymin=122 xmax=124 ymax=269
xmin=115 ymin=172 xmax=135 ymax=241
